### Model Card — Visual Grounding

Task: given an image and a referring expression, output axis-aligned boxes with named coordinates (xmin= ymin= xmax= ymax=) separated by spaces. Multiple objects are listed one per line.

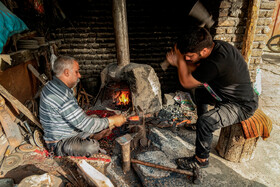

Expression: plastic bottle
xmin=254 ymin=67 xmax=262 ymax=95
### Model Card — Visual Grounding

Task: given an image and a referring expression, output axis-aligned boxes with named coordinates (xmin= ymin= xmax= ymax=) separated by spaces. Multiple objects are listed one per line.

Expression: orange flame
xmin=116 ymin=91 xmax=130 ymax=105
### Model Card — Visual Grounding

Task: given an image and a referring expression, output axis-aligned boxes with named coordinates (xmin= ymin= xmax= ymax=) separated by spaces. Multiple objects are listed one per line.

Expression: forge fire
xmin=114 ymin=90 xmax=130 ymax=106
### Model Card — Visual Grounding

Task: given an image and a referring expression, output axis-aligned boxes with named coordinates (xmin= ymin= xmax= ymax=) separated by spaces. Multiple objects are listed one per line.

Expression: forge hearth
xmin=100 ymin=81 xmax=132 ymax=111
xmin=94 ymin=63 xmax=162 ymax=115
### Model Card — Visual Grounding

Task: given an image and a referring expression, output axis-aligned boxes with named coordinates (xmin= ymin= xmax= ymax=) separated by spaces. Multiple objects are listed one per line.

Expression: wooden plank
xmin=0 ymin=84 xmax=42 ymax=130
xmin=0 ymin=110 xmax=23 ymax=148
xmin=27 ymin=64 xmax=48 ymax=85
xmin=77 ymin=160 xmax=114 ymax=187
xmin=0 ymin=50 xmax=34 ymax=72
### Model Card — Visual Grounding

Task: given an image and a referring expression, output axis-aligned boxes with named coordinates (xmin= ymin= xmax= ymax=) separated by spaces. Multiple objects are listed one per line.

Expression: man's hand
xmin=108 ymin=114 xmax=126 ymax=128
xmin=166 ymin=49 xmax=178 ymax=67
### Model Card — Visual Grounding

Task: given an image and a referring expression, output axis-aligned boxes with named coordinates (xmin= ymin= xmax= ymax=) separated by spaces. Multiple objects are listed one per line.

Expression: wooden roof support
xmin=241 ymin=0 xmax=261 ymax=63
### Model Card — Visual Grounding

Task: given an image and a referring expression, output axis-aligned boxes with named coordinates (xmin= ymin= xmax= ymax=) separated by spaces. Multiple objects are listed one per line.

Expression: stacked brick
xmin=214 ymin=0 xmax=248 ymax=49
xmin=250 ymin=0 xmax=276 ymax=79
xmin=51 ymin=1 xmax=117 ymax=94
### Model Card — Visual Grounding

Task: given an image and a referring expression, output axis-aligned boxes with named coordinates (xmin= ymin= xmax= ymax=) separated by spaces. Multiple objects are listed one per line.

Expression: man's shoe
xmin=175 ymin=155 xmax=209 ymax=170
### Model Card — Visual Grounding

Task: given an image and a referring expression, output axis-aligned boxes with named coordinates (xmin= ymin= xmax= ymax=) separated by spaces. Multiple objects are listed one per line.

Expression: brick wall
xmin=250 ymin=0 xmax=276 ymax=79
xmin=214 ymin=0 xmax=276 ymax=80
xmin=51 ymin=0 xmax=276 ymax=95
xmin=51 ymin=1 xmax=116 ymax=94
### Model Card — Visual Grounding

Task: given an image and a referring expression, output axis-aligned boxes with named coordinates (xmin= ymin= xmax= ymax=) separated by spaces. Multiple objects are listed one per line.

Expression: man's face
xmin=184 ymin=52 xmax=202 ymax=64
xmin=68 ymin=61 xmax=81 ymax=88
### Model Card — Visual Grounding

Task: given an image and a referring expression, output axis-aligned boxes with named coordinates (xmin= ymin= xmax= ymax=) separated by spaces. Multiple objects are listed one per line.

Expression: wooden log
xmin=216 ymin=123 xmax=259 ymax=162
xmin=0 ymin=84 xmax=42 ymax=130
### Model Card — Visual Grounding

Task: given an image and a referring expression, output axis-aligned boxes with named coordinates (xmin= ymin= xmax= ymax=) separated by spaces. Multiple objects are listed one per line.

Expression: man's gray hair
xmin=53 ymin=56 xmax=76 ymax=77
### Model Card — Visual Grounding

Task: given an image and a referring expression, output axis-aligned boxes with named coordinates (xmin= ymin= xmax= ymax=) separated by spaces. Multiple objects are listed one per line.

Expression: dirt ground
xmin=259 ymin=49 xmax=280 ymax=126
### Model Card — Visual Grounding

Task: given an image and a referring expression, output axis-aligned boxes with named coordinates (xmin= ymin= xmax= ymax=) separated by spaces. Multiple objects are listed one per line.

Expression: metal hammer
xmin=131 ymin=159 xmax=201 ymax=184
xmin=161 ymin=0 xmax=214 ymax=72
xmin=189 ymin=0 xmax=215 ymax=29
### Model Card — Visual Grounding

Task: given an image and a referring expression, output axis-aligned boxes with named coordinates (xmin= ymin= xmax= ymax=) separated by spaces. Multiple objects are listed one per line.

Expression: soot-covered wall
xmin=51 ymin=0 xmax=276 ymax=95
xmin=51 ymin=0 xmax=217 ymax=95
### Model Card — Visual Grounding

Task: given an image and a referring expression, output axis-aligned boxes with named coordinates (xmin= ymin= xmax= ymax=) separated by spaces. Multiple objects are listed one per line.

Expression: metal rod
xmin=112 ymin=0 xmax=130 ymax=66
xmin=131 ymin=158 xmax=194 ymax=176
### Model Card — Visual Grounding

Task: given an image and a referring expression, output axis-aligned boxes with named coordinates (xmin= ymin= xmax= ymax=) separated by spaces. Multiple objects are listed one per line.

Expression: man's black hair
xmin=176 ymin=27 xmax=213 ymax=54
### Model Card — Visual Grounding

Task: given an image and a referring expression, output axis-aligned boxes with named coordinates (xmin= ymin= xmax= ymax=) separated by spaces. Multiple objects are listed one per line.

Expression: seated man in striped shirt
xmin=39 ymin=56 xmax=126 ymax=157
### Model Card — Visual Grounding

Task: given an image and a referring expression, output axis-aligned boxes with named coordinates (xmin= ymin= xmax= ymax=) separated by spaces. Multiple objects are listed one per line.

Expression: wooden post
xmin=241 ymin=0 xmax=261 ymax=63
xmin=216 ymin=123 xmax=259 ymax=162
xmin=0 ymin=84 xmax=42 ymax=130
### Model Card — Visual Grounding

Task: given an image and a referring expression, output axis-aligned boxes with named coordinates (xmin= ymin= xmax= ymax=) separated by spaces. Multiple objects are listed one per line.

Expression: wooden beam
xmin=0 ymin=84 xmax=42 ymax=130
xmin=241 ymin=0 xmax=261 ymax=63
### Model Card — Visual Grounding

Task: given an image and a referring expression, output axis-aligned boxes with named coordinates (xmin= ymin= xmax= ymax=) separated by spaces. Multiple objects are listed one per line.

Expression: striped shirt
xmin=39 ymin=76 xmax=109 ymax=142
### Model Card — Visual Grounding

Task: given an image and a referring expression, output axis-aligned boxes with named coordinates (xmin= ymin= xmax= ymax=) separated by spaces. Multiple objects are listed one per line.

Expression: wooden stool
xmin=215 ymin=109 xmax=272 ymax=162
xmin=215 ymin=123 xmax=259 ymax=162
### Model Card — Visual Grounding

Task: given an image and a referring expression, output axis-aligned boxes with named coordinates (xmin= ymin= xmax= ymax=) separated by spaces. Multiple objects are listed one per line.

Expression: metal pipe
xmin=112 ymin=0 xmax=130 ymax=67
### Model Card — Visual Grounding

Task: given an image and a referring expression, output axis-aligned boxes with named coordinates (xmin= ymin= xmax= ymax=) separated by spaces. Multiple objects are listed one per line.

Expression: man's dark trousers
xmin=192 ymin=87 xmax=255 ymax=159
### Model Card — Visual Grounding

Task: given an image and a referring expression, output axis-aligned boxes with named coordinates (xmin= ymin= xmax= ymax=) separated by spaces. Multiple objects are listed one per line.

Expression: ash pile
xmin=155 ymin=91 xmax=197 ymax=129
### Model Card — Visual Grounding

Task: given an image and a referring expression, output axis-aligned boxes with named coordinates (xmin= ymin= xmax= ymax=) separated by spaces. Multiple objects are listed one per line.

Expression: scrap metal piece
xmin=17 ymin=144 xmax=37 ymax=153
xmin=33 ymin=129 xmax=44 ymax=148
xmin=1 ymin=153 xmax=23 ymax=171
xmin=0 ymin=178 xmax=14 ymax=187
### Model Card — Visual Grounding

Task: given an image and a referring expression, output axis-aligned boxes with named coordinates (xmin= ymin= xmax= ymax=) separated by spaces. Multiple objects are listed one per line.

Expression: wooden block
xmin=216 ymin=123 xmax=259 ymax=162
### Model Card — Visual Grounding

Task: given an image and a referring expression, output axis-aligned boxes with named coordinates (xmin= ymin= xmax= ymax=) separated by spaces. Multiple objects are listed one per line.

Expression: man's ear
xmin=64 ymin=69 xmax=69 ymax=77
xmin=201 ymin=48 xmax=208 ymax=57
